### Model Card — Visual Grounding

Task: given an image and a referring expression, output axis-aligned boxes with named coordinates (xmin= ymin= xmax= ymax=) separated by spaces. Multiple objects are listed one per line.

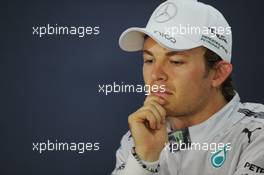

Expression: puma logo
xmin=242 ymin=127 xmax=262 ymax=143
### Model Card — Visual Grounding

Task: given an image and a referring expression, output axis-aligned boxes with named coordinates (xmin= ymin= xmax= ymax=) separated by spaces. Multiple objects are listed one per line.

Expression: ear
xmin=211 ymin=61 xmax=232 ymax=88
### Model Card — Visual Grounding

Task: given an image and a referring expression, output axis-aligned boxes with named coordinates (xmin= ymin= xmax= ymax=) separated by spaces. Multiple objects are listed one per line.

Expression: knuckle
xmin=128 ymin=116 xmax=133 ymax=124
xmin=144 ymin=109 xmax=153 ymax=117
xmin=128 ymin=113 xmax=136 ymax=123
xmin=161 ymin=109 xmax=166 ymax=117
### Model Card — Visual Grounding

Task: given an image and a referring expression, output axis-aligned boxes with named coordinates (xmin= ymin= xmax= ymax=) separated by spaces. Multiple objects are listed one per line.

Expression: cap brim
xmin=119 ymin=27 xmax=201 ymax=52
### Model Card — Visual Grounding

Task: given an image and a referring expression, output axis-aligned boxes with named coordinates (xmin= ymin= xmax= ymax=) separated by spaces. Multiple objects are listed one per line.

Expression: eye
xmin=144 ymin=58 xmax=154 ymax=64
xmin=170 ymin=60 xmax=184 ymax=65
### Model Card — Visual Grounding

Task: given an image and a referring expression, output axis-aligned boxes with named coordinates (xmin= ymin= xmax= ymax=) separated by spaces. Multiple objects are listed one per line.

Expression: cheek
xmin=143 ymin=66 xmax=152 ymax=84
xmin=190 ymin=68 xmax=205 ymax=82
xmin=186 ymin=69 xmax=211 ymax=94
xmin=170 ymin=65 xmax=206 ymax=90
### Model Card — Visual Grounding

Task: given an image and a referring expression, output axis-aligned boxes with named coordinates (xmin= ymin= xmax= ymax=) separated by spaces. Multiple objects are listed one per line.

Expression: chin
xmin=163 ymin=103 xmax=184 ymax=116
xmin=163 ymin=104 xmax=176 ymax=116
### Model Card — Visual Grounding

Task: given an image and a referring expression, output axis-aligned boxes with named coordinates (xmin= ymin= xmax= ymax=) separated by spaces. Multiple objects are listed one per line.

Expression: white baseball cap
xmin=119 ymin=0 xmax=232 ymax=62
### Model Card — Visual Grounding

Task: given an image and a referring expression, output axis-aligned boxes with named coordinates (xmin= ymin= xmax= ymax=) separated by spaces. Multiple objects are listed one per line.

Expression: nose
xmin=151 ymin=64 xmax=168 ymax=82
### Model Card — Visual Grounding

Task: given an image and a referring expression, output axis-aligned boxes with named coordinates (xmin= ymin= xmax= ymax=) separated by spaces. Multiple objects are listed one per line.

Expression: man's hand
xmin=128 ymin=96 xmax=168 ymax=162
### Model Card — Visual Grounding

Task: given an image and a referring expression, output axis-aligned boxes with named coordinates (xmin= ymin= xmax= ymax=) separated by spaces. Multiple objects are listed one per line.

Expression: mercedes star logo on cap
xmin=154 ymin=2 xmax=177 ymax=23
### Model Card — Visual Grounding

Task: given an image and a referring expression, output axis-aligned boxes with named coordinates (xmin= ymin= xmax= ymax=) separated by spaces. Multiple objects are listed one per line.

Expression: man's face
xmin=143 ymin=37 xmax=214 ymax=117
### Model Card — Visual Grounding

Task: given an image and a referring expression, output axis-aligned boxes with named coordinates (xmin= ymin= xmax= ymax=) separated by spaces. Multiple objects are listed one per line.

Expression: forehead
xmin=143 ymin=37 xmax=206 ymax=57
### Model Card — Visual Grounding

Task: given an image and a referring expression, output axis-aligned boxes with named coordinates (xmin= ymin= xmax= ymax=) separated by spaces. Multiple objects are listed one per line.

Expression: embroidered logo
xmin=242 ymin=127 xmax=262 ymax=143
xmin=210 ymin=145 xmax=228 ymax=168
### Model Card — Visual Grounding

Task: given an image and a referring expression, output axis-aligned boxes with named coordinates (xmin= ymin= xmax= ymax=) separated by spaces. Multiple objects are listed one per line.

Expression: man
xmin=112 ymin=0 xmax=264 ymax=174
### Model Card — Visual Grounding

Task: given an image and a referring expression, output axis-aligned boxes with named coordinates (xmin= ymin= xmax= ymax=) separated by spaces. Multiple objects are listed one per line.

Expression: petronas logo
xmin=210 ymin=145 xmax=228 ymax=168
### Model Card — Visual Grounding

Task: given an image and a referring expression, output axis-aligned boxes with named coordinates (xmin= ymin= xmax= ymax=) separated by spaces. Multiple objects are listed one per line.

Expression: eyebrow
xmin=143 ymin=50 xmax=154 ymax=56
xmin=143 ymin=50 xmax=187 ymax=57
xmin=166 ymin=51 xmax=181 ymax=57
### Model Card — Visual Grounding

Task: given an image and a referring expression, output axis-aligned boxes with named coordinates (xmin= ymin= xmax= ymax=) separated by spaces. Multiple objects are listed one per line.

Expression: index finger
xmin=144 ymin=95 xmax=166 ymax=106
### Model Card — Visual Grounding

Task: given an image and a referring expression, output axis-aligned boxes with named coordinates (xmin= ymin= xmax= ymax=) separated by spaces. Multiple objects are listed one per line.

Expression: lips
xmin=151 ymin=90 xmax=173 ymax=98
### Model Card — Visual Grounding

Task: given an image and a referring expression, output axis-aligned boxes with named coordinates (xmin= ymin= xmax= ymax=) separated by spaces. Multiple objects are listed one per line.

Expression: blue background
xmin=2 ymin=0 xmax=264 ymax=174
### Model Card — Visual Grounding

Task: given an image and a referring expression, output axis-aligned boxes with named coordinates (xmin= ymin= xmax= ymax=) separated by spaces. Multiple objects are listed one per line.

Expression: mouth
xmin=151 ymin=90 xmax=173 ymax=98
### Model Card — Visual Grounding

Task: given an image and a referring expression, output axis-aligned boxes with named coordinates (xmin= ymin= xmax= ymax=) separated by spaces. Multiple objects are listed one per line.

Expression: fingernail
xmin=159 ymin=99 xmax=165 ymax=104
